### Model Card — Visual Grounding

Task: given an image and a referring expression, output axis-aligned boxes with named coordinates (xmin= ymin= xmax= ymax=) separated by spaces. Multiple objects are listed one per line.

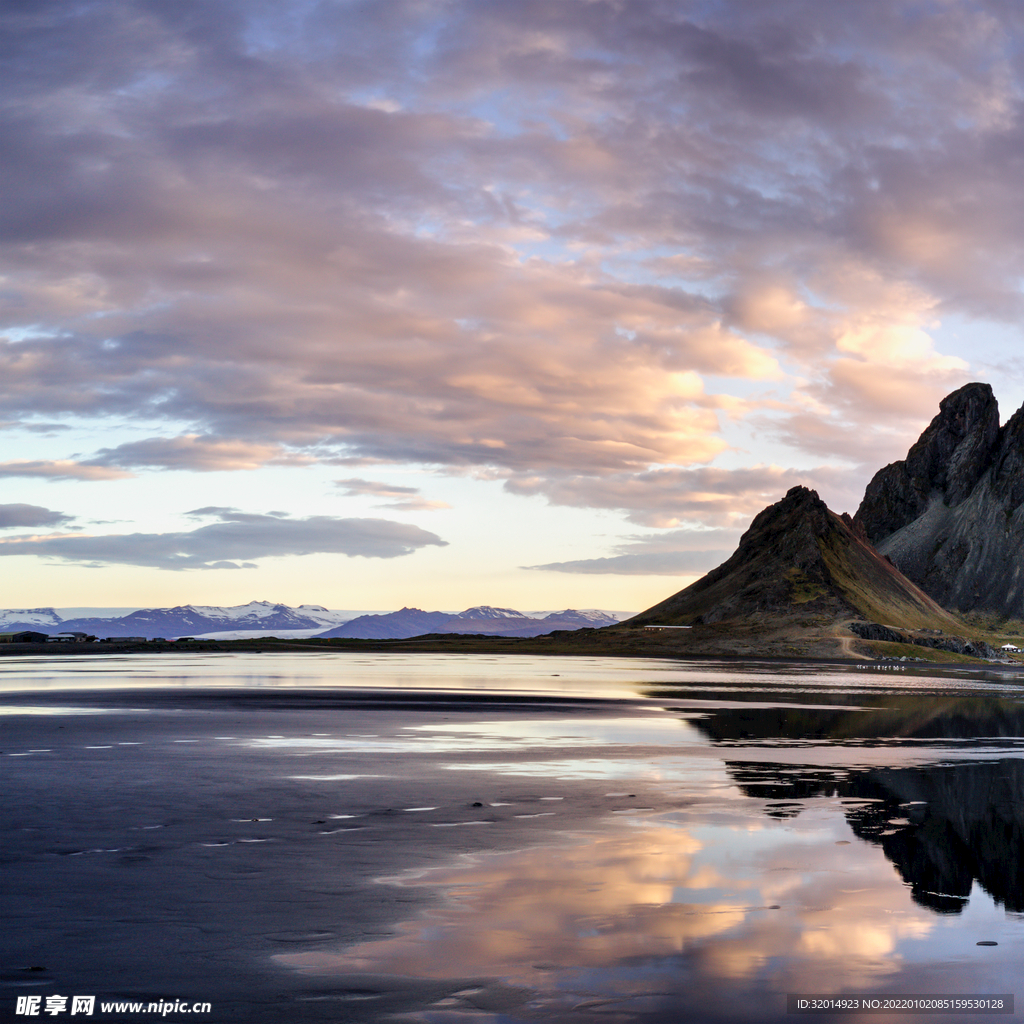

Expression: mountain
xmin=629 ymin=486 xmax=961 ymax=631
xmin=51 ymin=601 xmax=353 ymax=638
xmin=0 ymin=608 xmax=64 ymax=632
xmin=475 ymin=608 xmax=620 ymax=637
xmin=721 ymin=754 xmax=1024 ymax=915
xmin=684 ymin=697 xmax=1024 ymax=913
xmin=1 ymin=601 xmax=621 ymax=641
xmin=440 ymin=606 xmax=537 ymax=634
xmin=317 ymin=608 xmax=454 ymax=639
xmin=317 ymin=606 xmax=620 ymax=640
xmin=853 ymin=383 xmax=1024 ymax=618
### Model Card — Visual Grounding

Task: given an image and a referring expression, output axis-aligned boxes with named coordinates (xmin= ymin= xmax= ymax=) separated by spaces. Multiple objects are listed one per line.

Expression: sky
xmin=2 ymin=0 xmax=1023 ymax=614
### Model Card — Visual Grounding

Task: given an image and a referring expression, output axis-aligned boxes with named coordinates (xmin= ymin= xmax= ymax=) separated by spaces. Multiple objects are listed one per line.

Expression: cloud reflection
xmin=277 ymin=813 xmax=966 ymax=1009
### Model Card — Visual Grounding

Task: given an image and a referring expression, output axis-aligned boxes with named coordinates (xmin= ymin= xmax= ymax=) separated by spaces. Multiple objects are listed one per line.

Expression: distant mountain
xmin=854 ymin=382 xmax=1023 ymax=618
xmin=629 ymin=486 xmax=961 ymax=631
xmin=317 ymin=608 xmax=454 ymax=639
xmin=13 ymin=601 xmax=354 ymax=639
xmin=0 ymin=608 xmax=64 ymax=632
xmin=0 ymin=601 xmax=621 ymax=640
xmin=440 ymin=606 xmax=536 ymax=634
xmin=448 ymin=602 xmax=614 ymax=634
xmin=317 ymin=605 xmax=619 ymax=640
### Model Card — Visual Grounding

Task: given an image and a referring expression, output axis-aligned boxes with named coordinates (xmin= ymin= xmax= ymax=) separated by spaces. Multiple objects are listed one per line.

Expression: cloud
xmin=526 ymin=525 xmax=736 ymax=576
xmin=1 ymin=0 xmax=1021 ymax=509
xmin=0 ymin=503 xmax=75 ymax=529
xmin=526 ymin=550 xmax=728 ymax=576
xmin=85 ymin=435 xmax=310 ymax=472
xmin=334 ymin=477 xmax=451 ymax=511
xmin=1 ymin=421 xmax=74 ymax=434
xmin=0 ymin=460 xmax=133 ymax=481
xmin=0 ymin=509 xmax=447 ymax=570
xmin=506 ymin=465 xmax=865 ymax=528
xmin=184 ymin=506 xmax=244 ymax=518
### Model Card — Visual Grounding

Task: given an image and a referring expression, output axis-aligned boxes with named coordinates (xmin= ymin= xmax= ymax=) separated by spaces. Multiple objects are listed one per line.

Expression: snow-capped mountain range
xmin=0 ymin=601 xmax=351 ymax=638
xmin=317 ymin=606 xmax=620 ymax=640
xmin=0 ymin=608 xmax=65 ymax=630
xmin=0 ymin=602 xmax=627 ymax=640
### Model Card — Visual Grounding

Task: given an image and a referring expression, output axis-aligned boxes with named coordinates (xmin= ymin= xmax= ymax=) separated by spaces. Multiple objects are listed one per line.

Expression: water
xmin=2 ymin=653 xmax=1022 ymax=1022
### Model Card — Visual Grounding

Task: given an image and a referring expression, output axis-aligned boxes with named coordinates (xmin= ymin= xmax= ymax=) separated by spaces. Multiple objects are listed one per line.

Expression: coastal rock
xmin=854 ymin=383 xmax=1024 ymax=617
xmin=848 ymin=622 xmax=996 ymax=658
xmin=847 ymin=622 xmax=904 ymax=643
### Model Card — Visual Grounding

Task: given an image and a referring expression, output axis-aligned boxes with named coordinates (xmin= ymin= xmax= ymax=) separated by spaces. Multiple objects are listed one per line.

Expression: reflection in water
xmin=724 ymin=760 xmax=1024 ymax=915
xmin=283 ymin=820 xmax=942 ymax=977
xmin=279 ymin=812 xmax=1019 ymax=1020
xmin=279 ymin=692 xmax=1023 ymax=1020
xmin=682 ymin=696 xmax=1024 ymax=915
xmin=677 ymin=693 xmax=1024 ymax=743
xmin=6 ymin=654 xmax=1021 ymax=1022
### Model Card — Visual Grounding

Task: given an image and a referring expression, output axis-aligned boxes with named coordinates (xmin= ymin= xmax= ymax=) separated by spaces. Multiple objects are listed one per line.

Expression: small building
xmin=1001 ymin=643 xmax=1020 ymax=653
xmin=0 ymin=631 xmax=49 ymax=644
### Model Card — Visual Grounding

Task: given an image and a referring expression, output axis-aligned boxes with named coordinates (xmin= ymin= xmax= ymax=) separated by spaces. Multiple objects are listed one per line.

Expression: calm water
xmin=2 ymin=653 xmax=1022 ymax=1023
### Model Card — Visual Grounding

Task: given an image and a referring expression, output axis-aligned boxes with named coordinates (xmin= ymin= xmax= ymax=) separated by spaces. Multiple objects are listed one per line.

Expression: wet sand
xmin=2 ymin=655 xmax=1022 ymax=1022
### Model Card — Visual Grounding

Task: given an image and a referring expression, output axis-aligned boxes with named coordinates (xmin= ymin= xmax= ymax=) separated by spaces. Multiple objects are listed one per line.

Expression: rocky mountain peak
xmin=854 ymin=382 xmax=1001 ymax=542
xmin=918 ymin=382 xmax=1000 ymax=505
xmin=853 ymin=383 xmax=1023 ymax=617
xmin=630 ymin=485 xmax=955 ymax=629
xmin=992 ymin=402 xmax=1024 ymax=510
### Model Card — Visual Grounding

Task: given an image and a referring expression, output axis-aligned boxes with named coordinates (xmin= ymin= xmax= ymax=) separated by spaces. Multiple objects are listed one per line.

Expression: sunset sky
xmin=2 ymin=0 xmax=1023 ymax=614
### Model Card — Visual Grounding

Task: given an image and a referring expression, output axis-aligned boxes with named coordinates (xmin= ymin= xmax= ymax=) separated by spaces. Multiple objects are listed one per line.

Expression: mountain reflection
xmin=680 ymin=695 xmax=1024 ymax=915
xmin=726 ymin=759 xmax=1023 ymax=914
xmin=656 ymin=692 xmax=1024 ymax=743
xmin=277 ymin=690 xmax=1023 ymax=1016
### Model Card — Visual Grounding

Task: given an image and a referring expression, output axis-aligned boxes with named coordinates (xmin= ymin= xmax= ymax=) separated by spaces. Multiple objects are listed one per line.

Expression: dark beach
xmin=2 ymin=652 xmax=1022 ymax=1023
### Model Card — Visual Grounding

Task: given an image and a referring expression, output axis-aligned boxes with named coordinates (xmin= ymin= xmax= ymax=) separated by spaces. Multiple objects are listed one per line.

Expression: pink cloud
xmin=0 ymin=460 xmax=133 ymax=482
xmin=1 ymin=0 xmax=1020 ymax=520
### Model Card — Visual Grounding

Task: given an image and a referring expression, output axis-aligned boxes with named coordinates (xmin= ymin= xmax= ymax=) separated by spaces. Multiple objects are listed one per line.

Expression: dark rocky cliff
xmin=853 ymin=383 xmax=1023 ymax=618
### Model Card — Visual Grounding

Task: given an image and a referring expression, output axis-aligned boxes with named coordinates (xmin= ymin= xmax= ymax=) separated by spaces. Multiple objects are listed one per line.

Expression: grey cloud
xmin=0 ymin=460 xmax=133 ymax=481
xmin=0 ymin=509 xmax=447 ymax=570
xmin=0 ymin=503 xmax=75 ymax=529
xmin=525 ymin=525 xmax=739 ymax=576
xmin=86 ymin=435 xmax=307 ymax=471
xmin=1 ymin=0 xmax=1021 ymax=501
xmin=184 ymin=506 xmax=241 ymax=518
xmin=526 ymin=550 xmax=730 ymax=577
xmin=763 ymin=409 xmax=940 ymax=467
xmin=335 ymin=478 xmax=420 ymax=498
xmin=334 ymin=477 xmax=451 ymax=511
xmin=505 ymin=465 xmax=865 ymax=528
xmin=1 ymin=421 xmax=74 ymax=434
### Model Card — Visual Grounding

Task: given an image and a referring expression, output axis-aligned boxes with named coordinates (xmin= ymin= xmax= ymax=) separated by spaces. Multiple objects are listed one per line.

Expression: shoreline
xmin=1 ymin=633 xmax=1022 ymax=679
